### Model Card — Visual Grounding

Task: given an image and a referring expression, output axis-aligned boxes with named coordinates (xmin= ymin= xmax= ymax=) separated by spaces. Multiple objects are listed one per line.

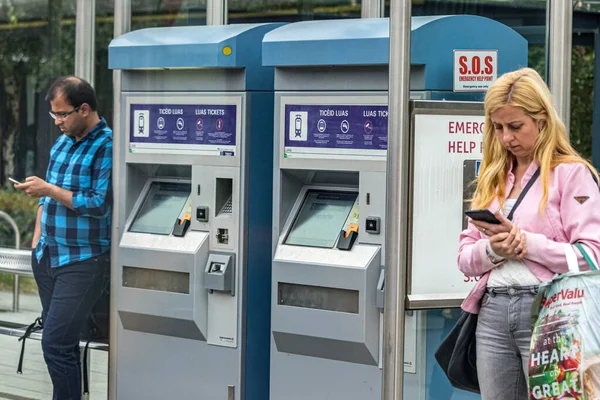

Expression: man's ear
xmin=80 ymin=103 xmax=91 ymax=117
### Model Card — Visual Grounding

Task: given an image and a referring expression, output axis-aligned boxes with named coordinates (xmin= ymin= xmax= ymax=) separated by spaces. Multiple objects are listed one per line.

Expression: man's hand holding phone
xmin=12 ymin=176 xmax=51 ymax=198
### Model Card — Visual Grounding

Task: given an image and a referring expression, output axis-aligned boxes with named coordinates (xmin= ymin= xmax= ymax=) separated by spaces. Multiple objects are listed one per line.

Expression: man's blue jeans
xmin=32 ymin=249 xmax=110 ymax=400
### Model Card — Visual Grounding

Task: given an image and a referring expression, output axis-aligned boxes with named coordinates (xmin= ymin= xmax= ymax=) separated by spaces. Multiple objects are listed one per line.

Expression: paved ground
xmin=0 ymin=291 xmax=108 ymax=400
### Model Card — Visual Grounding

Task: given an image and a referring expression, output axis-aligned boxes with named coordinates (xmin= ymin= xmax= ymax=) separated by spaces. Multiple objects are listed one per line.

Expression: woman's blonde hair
xmin=472 ymin=67 xmax=598 ymax=211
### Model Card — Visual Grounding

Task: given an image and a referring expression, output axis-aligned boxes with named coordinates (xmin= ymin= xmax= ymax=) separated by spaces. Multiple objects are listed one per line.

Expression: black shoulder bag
xmin=434 ymin=167 xmax=540 ymax=394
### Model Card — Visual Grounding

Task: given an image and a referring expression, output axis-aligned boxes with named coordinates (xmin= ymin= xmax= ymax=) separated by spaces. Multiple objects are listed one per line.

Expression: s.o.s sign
xmin=453 ymin=50 xmax=498 ymax=92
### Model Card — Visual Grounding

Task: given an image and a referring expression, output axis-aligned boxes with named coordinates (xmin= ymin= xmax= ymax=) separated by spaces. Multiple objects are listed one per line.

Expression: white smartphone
xmin=8 ymin=177 xmax=22 ymax=185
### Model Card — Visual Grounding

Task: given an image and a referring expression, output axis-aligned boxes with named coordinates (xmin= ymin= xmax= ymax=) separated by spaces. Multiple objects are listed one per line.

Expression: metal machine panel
xmin=117 ymin=327 xmax=239 ymax=400
xmin=274 ymin=66 xmax=389 ymax=92
xmin=272 ymin=244 xmax=380 ymax=365
xmin=119 ymin=230 xmax=209 ymax=338
xmin=273 ymin=66 xmax=425 ymax=92
xmin=122 ymin=69 xmax=247 ymax=93
xmin=269 ymin=346 xmax=383 ymax=400
xmin=191 ymin=165 xmax=240 ymax=251
xmin=120 ymin=230 xmax=206 ymax=253
xmin=358 ymin=171 xmax=387 ymax=254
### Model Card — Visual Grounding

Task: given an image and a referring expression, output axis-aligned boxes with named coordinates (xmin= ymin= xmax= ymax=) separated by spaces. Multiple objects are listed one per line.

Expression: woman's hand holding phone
xmin=488 ymin=223 xmax=527 ymax=260
xmin=469 ymin=210 xmax=513 ymax=236
xmin=469 ymin=210 xmax=527 ymax=260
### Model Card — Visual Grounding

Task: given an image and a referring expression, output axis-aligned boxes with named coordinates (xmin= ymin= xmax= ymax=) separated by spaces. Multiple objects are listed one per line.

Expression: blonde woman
xmin=458 ymin=67 xmax=600 ymax=399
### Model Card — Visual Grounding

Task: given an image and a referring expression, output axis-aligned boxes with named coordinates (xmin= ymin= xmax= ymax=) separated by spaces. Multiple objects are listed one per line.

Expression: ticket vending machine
xmin=108 ymin=23 xmax=281 ymax=400
xmin=263 ymin=16 xmax=527 ymax=400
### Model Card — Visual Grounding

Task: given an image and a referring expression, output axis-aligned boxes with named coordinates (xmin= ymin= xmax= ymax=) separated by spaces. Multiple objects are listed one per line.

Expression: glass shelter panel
xmin=130 ymin=0 xmax=208 ymax=29
xmin=0 ymin=0 xmax=76 ymax=323
xmin=229 ymin=0 xmax=361 ymax=23
xmin=0 ymin=2 xmax=80 ymax=398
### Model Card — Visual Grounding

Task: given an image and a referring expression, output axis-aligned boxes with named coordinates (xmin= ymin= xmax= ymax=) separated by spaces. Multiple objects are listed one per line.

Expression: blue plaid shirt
xmin=36 ymin=118 xmax=112 ymax=267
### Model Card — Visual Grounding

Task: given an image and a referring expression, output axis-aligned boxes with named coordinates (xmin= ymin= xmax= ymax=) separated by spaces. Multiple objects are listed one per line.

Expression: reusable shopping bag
xmin=528 ymin=243 xmax=600 ymax=400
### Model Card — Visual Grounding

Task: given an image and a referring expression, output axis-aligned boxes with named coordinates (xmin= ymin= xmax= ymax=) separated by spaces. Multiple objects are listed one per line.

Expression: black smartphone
xmin=464 ymin=209 xmax=501 ymax=225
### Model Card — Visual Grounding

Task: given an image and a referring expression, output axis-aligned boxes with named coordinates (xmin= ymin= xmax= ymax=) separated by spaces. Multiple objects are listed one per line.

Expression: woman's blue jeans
xmin=475 ymin=285 xmax=538 ymax=400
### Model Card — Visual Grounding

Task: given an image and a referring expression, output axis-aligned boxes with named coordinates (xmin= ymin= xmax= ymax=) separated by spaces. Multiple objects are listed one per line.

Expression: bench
xmin=0 ymin=247 xmax=34 ymax=312
xmin=0 ymin=210 xmax=30 ymax=312
xmin=0 ymin=250 xmax=109 ymax=353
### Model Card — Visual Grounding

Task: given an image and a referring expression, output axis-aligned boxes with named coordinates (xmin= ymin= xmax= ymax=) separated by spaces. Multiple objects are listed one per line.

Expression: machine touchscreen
xmin=129 ymin=182 xmax=191 ymax=235
xmin=285 ymin=190 xmax=358 ymax=248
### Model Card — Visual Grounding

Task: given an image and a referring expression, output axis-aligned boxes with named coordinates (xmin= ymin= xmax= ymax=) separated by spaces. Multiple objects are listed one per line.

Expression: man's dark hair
xmin=46 ymin=76 xmax=98 ymax=111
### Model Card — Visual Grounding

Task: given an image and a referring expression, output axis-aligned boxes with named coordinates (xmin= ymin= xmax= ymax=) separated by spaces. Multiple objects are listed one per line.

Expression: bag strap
xmin=82 ymin=329 xmax=95 ymax=396
xmin=565 ymin=243 xmax=598 ymax=273
xmin=506 ymin=167 xmax=541 ymax=221
xmin=17 ymin=317 xmax=43 ymax=374
xmin=574 ymin=242 xmax=598 ymax=271
xmin=565 ymin=244 xmax=580 ymax=273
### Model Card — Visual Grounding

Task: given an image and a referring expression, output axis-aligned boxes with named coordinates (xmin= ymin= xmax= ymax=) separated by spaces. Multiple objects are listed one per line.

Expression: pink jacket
xmin=459 ymin=161 xmax=600 ymax=314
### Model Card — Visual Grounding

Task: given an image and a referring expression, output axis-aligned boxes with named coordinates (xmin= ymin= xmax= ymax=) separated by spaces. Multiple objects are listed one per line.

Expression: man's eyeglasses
xmin=49 ymin=106 xmax=80 ymax=121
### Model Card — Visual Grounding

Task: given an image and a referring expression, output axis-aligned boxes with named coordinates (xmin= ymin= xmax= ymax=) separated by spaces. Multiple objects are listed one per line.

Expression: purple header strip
xmin=284 ymin=105 xmax=388 ymax=151
xmin=130 ymin=104 xmax=237 ymax=146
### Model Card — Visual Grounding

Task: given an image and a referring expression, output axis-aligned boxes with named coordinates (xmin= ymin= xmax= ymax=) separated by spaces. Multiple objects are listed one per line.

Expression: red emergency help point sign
xmin=453 ymin=50 xmax=498 ymax=92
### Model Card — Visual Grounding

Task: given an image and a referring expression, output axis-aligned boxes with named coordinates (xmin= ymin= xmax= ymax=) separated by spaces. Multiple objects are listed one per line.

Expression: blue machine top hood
xmin=262 ymin=15 xmax=528 ymax=91
xmin=109 ymin=23 xmax=284 ymax=90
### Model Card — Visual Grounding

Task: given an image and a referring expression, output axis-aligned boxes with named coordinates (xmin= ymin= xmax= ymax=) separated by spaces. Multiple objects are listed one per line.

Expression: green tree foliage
xmin=0 ymin=0 xmax=74 ymax=251
xmin=528 ymin=43 xmax=595 ymax=162
xmin=0 ymin=189 xmax=38 ymax=248
xmin=571 ymin=46 xmax=594 ymax=161
xmin=528 ymin=44 xmax=546 ymax=80
xmin=0 ymin=0 xmax=75 ymax=188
